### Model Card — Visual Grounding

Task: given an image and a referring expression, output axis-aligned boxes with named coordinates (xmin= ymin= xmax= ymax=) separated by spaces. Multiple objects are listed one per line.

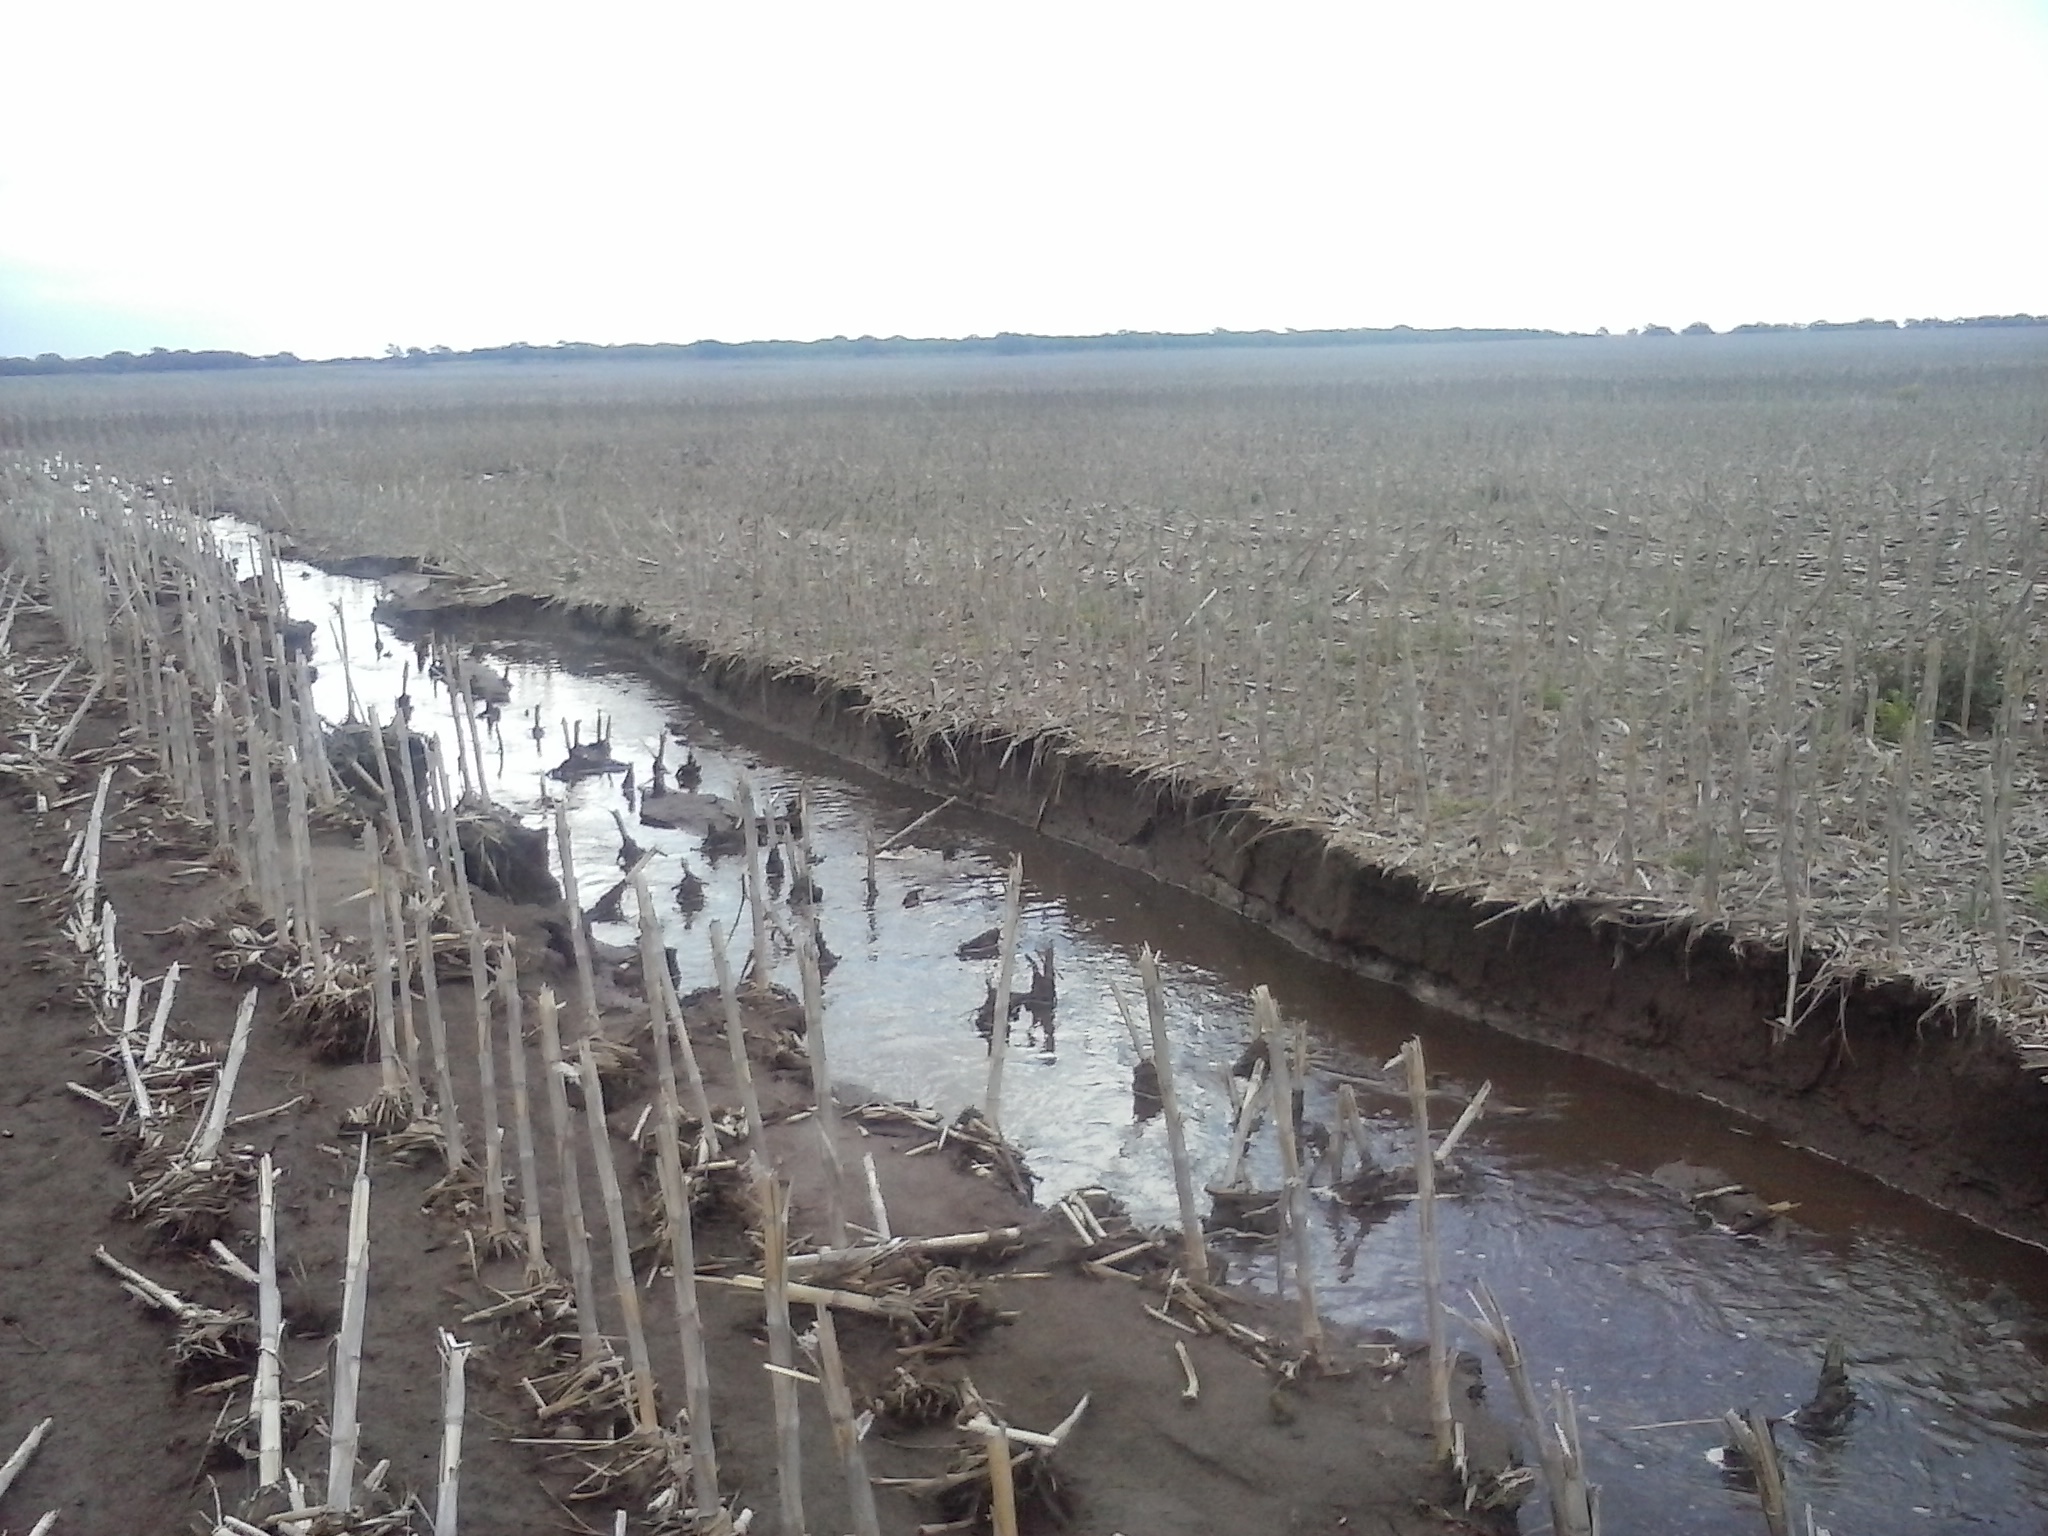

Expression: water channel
xmin=243 ymin=528 xmax=2048 ymax=1534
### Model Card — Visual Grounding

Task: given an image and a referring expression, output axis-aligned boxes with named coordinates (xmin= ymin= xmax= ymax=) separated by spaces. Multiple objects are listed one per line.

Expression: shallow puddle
xmin=244 ymin=527 xmax=2048 ymax=1532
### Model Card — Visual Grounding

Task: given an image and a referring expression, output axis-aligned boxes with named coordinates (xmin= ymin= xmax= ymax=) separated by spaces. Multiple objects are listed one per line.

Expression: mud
xmin=337 ymin=571 xmax=2048 ymax=1254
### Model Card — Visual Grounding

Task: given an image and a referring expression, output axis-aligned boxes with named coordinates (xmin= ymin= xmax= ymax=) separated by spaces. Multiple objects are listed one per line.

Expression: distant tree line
xmin=5 ymin=315 xmax=2045 ymax=376
xmin=1 ymin=345 xmax=305 ymax=376
xmin=1686 ymin=316 xmax=2048 ymax=336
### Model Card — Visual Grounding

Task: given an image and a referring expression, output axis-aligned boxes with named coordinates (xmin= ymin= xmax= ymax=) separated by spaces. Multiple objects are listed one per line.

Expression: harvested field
xmin=8 ymin=333 xmax=2048 ymax=1532
xmin=6 ymin=329 xmax=2048 ymax=1055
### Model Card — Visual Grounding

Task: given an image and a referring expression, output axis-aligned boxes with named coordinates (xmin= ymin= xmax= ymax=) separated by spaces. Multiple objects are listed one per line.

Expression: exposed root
xmin=339 ymin=1087 xmax=417 ymax=1138
xmin=422 ymin=1161 xmax=485 ymax=1220
xmin=123 ymin=1153 xmax=254 ymax=1250
xmin=463 ymin=1275 xmax=583 ymax=1357
xmin=211 ymin=919 xmax=379 ymax=1063
xmin=95 ymin=1246 xmax=260 ymax=1388
xmin=875 ymin=1365 xmax=967 ymax=1428
xmin=282 ymin=952 xmax=378 ymax=1065
xmin=372 ymin=1117 xmax=448 ymax=1168
xmin=202 ymin=1395 xmax=316 ymax=1469
xmin=692 ymin=1158 xmax=760 ymax=1235
xmin=172 ymin=1310 xmax=260 ymax=1388
xmin=638 ymin=1501 xmax=738 ymax=1535
xmin=894 ymin=1265 xmax=1010 ymax=1352
xmin=930 ymin=1442 xmax=1072 ymax=1530
xmin=577 ymin=1030 xmax=644 ymax=1099
xmin=222 ymin=1480 xmax=418 ymax=1535
xmin=946 ymin=1107 xmax=1035 ymax=1202
xmin=211 ymin=921 xmax=295 ymax=984
xmin=525 ymin=1348 xmax=641 ymax=1443
xmin=553 ymin=1427 xmax=674 ymax=1506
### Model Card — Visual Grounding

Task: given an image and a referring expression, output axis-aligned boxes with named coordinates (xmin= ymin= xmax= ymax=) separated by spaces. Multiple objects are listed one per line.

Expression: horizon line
xmin=6 ymin=313 xmax=2048 ymax=374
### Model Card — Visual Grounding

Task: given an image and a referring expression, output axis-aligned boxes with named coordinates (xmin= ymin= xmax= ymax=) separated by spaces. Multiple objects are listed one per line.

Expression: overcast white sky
xmin=3 ymin=0 xmax=2044 ymax=359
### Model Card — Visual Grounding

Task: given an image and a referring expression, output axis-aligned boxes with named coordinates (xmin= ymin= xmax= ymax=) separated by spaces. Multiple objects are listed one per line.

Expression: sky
xmin=2 ymin=0 xmax=2045 ymax=360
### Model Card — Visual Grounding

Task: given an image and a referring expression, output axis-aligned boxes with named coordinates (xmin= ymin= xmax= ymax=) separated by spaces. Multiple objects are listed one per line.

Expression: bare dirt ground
xmin=0 ymin=601 xmax=1514 ymax=1536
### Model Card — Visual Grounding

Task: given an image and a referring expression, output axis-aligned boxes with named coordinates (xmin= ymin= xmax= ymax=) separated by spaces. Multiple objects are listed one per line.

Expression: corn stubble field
xmin=6 ymin=329 xmax=2047 ymax=1047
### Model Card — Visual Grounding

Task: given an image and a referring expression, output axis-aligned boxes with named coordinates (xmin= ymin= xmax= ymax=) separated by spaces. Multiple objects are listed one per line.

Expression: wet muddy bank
xmin=334 ymin=557 xmax=2048 ymax=1252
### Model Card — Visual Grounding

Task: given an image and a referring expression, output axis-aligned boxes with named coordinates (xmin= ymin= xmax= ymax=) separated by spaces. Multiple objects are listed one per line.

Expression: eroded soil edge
xmin=316 ymin=550 xmax=2048 ymax=1252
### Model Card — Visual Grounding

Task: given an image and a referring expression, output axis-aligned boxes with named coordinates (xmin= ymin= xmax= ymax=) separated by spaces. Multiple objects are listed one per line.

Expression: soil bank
xmin=320 ymin=550 xmax=2048 ymax=1253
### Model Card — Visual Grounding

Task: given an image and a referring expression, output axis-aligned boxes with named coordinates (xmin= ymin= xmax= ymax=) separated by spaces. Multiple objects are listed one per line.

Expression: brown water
xmin=260 ymin=535 xmax=2048 ymax=1535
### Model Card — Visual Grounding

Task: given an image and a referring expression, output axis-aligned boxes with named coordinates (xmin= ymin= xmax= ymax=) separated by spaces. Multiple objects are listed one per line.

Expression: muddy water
xmin=250 ymin=536 xmax=2048 ymax=1534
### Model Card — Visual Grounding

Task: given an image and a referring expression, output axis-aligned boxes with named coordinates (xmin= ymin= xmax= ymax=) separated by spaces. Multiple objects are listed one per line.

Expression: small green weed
xmin=1867 ymin=629 xmax=2005 ymax=734
xmin=1872 ymin=691 xmax=1914 ymax=744
xmin=2028 ymin=871 xmax=2048 ymax=919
